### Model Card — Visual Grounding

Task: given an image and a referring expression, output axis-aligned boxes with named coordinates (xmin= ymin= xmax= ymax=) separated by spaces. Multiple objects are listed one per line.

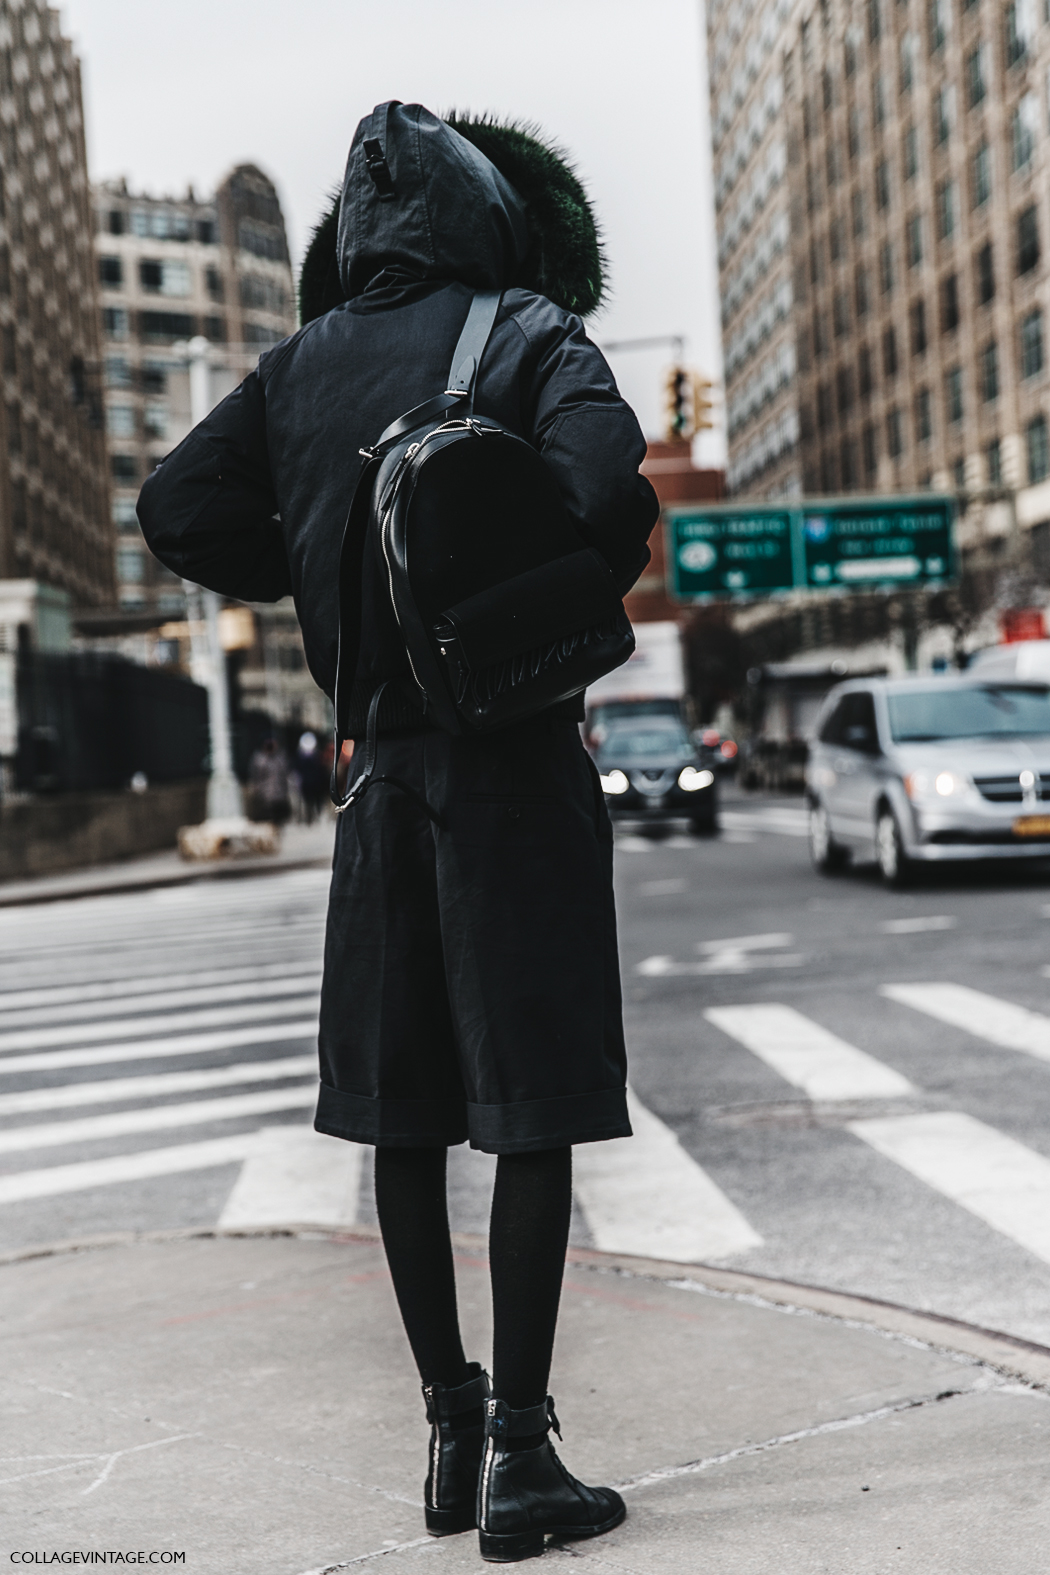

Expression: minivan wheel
xmin=809 ymin=801 xmax=848 ymax=874
xmin=876 ymin=809 xmax=913 ymax=887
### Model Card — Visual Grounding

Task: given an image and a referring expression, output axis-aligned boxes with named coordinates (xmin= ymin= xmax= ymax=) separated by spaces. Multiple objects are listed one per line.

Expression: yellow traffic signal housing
xmin=663 ymin=367 xmax=718 ymax=440
xmin=692 ymin=375 xmax=716 ymax=431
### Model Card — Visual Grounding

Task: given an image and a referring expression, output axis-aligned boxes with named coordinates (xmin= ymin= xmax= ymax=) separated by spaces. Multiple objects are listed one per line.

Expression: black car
xmin=595 ymin=717 xmax=717 ymax=832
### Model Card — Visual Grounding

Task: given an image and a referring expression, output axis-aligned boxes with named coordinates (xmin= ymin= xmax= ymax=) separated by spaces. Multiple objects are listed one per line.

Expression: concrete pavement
xmin=2 ymin=1226 xmax=1048 ymax=1574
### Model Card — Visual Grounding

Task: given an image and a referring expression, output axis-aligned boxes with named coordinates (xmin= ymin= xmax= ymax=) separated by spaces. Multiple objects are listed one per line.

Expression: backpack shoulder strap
xmin=362 ymin=289 xmax=501 ymax=457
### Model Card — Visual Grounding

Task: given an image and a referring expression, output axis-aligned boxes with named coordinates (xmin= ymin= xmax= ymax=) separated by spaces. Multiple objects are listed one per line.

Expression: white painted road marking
xmin=0 ymin=1133 xmax=267 ymax=1205
xmin=0 ymin=963 xmax=322 ymax=1015
xmin=0 ymin=1086 xmax=317 ymax=1155
xmin=880 ymin=916 xmax=957 ymax=935
xmin=0 ymin=1019 xmax=320 ymax=1077
xmin=0 ymin=973 xmax=323 ymax=1029
xmin=0 ymin=994 xmax=320 ymax=1053
xmin=705 ymin=1004 xmax=915 ymax=1101
xmin=883 ymin=983 xmax=1050 ymax=1064
xmin=219 ymin=1126 xmax=363 ymax=1229
xmin=0 ymin=1055 xmax=316 ymax=1117
xmin=572 ymin=1087 xmax=762 ymax=1262
xmin=851 ymin=1110 xmax=1050 ymax=1266
xmin=637 ymin=933 xmax=804 ymax=977
xmin=719 ymin=809 xmax=809 ymax=837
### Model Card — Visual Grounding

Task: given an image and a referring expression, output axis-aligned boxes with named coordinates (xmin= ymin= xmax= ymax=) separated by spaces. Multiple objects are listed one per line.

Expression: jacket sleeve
xmin=136 ymin=367 xmax=292 ymax=603
xmin=516 ymin=305 xmax=660 ymax=594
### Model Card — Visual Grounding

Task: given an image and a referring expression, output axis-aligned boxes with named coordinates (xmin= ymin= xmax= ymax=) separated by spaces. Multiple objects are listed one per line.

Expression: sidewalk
xmin=0 ymin=820 xmax=336 ymax=908
xmin=2 ymin=1227 xmax=1048 ymax=1573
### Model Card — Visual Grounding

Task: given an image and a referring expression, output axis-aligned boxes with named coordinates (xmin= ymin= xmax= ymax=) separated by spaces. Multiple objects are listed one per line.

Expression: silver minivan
xmin=806 ymin=676 xmax=1050 ymax=885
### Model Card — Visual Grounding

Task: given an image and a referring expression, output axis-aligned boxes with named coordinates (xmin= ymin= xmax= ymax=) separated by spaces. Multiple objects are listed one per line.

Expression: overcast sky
xmin=59 ymin=0 xmax=724 ymax=459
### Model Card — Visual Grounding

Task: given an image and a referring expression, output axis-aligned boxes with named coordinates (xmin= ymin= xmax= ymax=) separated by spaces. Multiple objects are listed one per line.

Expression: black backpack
xmin=331 ymin=290 xmax=634 ymax=812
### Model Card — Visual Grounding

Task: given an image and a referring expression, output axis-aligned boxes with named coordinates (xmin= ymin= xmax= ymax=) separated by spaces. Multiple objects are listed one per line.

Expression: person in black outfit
xmin=138 ymin=102 xmax=658 ymax=1563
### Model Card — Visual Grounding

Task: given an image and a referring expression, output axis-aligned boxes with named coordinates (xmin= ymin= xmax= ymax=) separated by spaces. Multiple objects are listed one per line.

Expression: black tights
xmin=373 ymin=1145 xmax=572 ymax=1409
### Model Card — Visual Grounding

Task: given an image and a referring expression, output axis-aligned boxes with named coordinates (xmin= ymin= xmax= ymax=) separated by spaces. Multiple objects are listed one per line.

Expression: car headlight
xmin=678 ymin=767 xmax=715 ymax=792
xmin=600 ymin=769 xmax=630 ymax=795
xmin=904 ymin=770 xmax=968 ymax=802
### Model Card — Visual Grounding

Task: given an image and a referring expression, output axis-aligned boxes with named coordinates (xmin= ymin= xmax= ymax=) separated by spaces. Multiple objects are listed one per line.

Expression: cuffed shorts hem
xmin=314 ymin=1082 xmax=631 ymax=1154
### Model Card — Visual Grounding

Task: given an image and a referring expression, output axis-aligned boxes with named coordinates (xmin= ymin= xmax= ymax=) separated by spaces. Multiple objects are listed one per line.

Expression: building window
xmin=140 ymin=361 xmax=167 ymax=393
xmin=940 ymin=272 xmax=959 ymax=333
xmin=197 ymin=219 xmax=216 ymax=244
xmin=834 ymin=288 xmax=850 ymax=337
xmin=868 ymin=0 xmax=881 ymax=42
xmin=139 ymin=311 xmax=196 ymax=341
xmin=206 ymin=266 xmax=224 ymax=303
xmin=1027 ymin=414 xmax=1049 ymax=482
xmin=880 ymin=240 xmax=895 ymax=294
xmin=900 ymin=32 xmax=916 ymax=92
xmin=243 ymin=323 xmax=284 ymax=345
xmin=1021 ymin=308 xmax=1044 ymax=377
xmin=106 ymin=404 xmax=135 ymax=438
xmin=862 ymin=421 xmax=878 ymax=476
xmin=855 ymin=266 xmax=870 ymax=317
xmin=1006 ymin=2 xmax=1029 ymax=66
xmin=976 ymin=242 xmax=995 ymax=304
xmin=887 ymin=405 xmax=903 ymax=457
xmin=987 ymin=436 xmax=1002 ymax=483
xmin=1 ymin=326 xmax=15 ymax=375
xmin=981 ymin=340 xmax=999 ymax=401
xmin=915 ymin=386 xmax=932 ymax=442
xmin=814 ymin=311 xmax=829 ymax=358
xmin=143 ymin=403 xmax=168 ymax=438
xmin=836 ymin=365 xmax=854 ymax=414
xmin=117 ymin=547 xmax=144 ymax=584
xmin=875 ymin=158 xmax=891 ymax=209
xmin=883 ymin=324 xmax=899 ymax=377
xmin=972 ymin=142 xmax=992 ymax=208
xmin=933 ymin=84 xmax=954 ymax=145
xmin=910 ymin=298 xmax=928 ymax=355
xmin=113 ymin=499 xmax=139 ymax=531
xmin=907 ymin=213 xmax=924 ymax=267
xmin=105 ymin=356 xmax=132 ymax=388
xmin=205 ymin=316 xmax=228 ymax=342
xmin=830 ymin=218 xmax=843 ymax=262
xmin=102 ymin=307 xmax=129 ymax=340
xmin=840 ymin=437 xmax=857 ymax=488
xmin=936 ymin=179 xmax=956 ymax=239
xmin=139 ymin=259 xmax=191 ymax=297
xmin=859 ymin=343 xmax=874 ymax=396
xmin=1012 ymin=93 xmax=1038 ymax=171
xmin=817 ymin=381 xmax=833 ymax=425
xmin=107 ymin=209 xmax=124 ymax=236
xmin=98 ymin=255 xmax=122 ymax=288
xmin=848 ymin=107 xmax=862 ymax=159
xmin=928 ymin=0 xmax=948 ymax=52
xmin=904 ymin=125 xmax=919 ymax=181
xmin=1017 ymin=205 xmax=1040 ymax=273
xmin=945 ymin=365 xmax=963 ymax=423
xmin=873 ymin=73 xmax=885 ymax=125
xmin=852 ymin=189 xmax=866 ymax=236
xmin=111 ymin=454 xmax=138 ymax=483
xmin=139 ymin=259 xmax=162 ymax=292
xmin=966 ymin=42 xmax=987 ymax=107
xmin=826 ymin=142 xmax=841 ymax=187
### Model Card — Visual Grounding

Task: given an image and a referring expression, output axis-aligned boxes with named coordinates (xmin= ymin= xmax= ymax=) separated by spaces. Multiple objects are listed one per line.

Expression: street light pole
xmin=184 ymin=335 xmax=243 ymax=820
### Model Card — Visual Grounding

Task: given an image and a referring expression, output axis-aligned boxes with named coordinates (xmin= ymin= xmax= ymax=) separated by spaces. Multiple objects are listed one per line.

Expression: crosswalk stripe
xmin=706 ymin=1004 xmax=915 ymax=1100
xmin=572 ymin=1088 xmax=762 ymax=1262
xmin=0 ymin=974 xmax=323 ymax=1029
xmin=850 ymin=1111 xmax=1050 ymax=1265
xmin=218 ymin=1126 xmax=362 ymax=1229
xmin=0 ymin=1019 xmax=319 ymax=1076
xmin=0 ymin=1056 xmax=316 ymax=1117
xmin=0 ymin=1133 xmax=268 ymax=1205
xmin=0 ymin=1085 xmax=317 ymax=1154
xmin=0 ymin=993 xmax=319 ymax=1053
xmin=882 ymin=983 xmax=1050 ymax=1064
xmin=0 ymin=964 xmax=324 ymax=1015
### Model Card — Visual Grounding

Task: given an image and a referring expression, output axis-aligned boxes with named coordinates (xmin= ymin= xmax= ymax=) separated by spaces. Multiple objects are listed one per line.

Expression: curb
xmin=4 ymin=1220 xmax=1049 ymax=1391
xmin=0 ymin=855 xmax=332 ymax=909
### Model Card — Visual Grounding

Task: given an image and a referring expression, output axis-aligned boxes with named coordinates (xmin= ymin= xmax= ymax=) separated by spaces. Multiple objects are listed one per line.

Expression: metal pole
xmin=185 ymin=335 xmax=243 ymax=820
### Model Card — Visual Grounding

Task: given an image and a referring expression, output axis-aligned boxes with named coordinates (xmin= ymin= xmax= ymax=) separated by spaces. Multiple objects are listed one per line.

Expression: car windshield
xmin=887 ymin=685 xmax=1050 ymax=742
xmin=600 ymin=724 xmax=692 ymax=760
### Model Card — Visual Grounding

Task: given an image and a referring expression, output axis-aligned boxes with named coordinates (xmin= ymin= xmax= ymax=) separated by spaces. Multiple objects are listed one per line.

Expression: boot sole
xmin=478 ymin=1501 xmax=626 ymax=1562
xmin=426 ymin=1506 xmax=477 ymax=1536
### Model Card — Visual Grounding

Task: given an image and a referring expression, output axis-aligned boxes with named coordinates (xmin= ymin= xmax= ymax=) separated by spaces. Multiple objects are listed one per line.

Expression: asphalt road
xmin=4 ymin=790 xmax=1050 ymax=1347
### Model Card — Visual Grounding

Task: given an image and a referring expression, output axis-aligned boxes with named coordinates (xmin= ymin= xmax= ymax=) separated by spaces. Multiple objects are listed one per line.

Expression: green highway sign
xmin=667 ymin=495 xmax=955 ymax=601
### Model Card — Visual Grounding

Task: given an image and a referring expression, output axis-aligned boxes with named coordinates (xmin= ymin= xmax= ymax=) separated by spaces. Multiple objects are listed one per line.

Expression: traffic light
xmin=692 ymin=375 xmax=716 ymax=431
xmin=664 ymin=365 xmax=689 ymax=441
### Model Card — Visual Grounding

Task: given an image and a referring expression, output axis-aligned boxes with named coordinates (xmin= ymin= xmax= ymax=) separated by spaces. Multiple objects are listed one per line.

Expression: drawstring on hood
xmin=299 ymin=101 xmax=607 ymax=325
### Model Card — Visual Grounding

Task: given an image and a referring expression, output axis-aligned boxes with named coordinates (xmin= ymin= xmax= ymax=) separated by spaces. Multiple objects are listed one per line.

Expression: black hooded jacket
xmin=137 ymin=102 xmax=660 ymax=735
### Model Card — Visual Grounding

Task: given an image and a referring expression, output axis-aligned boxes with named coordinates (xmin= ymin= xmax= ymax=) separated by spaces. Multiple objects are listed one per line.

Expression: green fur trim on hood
xmin=298 ymin=112 xmax=606 ymax=326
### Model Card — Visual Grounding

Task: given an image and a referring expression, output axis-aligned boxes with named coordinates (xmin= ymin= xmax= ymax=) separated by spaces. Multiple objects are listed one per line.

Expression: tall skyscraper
xmin=0 ymin=0 xmax=113 ymax=609
xmin=93 ymin=167 xmax=296 ymax=616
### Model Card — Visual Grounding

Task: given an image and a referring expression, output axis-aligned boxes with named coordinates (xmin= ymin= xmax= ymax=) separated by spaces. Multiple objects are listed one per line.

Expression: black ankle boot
xmin=477 ymin=1395 xmax=626 ymax=1562
xmin=422 ymin=1362 xmax=490 ymax=1536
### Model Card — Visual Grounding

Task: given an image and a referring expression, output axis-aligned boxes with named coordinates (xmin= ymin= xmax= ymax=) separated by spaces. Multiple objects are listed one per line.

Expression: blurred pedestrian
xmin=139 ymin=101 xmax=657 ymax=1561
xmin=247 ymin=737 xmax=291 ymax=825
xmin=295 ymin=730 xmax=327 ymax=824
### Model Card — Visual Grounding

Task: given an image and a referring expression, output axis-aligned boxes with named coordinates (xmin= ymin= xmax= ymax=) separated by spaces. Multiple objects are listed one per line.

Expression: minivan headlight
xmin=678 ymin=767 xmax=715 ymax=792
xmin=904 ymin=770 xmax=968 ymax=801
xmin=600 ymin=769 xmax=630 ymax=795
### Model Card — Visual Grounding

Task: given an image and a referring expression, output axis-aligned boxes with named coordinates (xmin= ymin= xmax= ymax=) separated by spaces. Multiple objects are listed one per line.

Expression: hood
xmin=300 ymin=103 xmax=606 ymax=324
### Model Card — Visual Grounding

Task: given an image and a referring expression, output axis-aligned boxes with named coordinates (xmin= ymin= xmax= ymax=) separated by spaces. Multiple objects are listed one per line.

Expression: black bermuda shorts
xmin=314 ymin=715 xmax=630 ymax=1154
